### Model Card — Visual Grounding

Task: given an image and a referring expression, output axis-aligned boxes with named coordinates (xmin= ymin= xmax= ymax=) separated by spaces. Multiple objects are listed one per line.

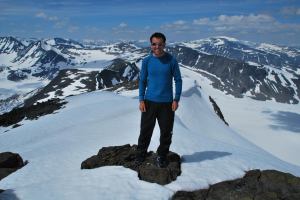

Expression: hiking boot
xmin=156 ymin=156 xmax=168 ymax=168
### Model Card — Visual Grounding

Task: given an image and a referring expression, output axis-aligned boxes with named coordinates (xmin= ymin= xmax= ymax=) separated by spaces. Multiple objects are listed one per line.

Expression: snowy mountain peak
xmin=214 ymin=36 xmax=239 ymax=42
xmin=180 ymin=36 xmax=300 ymax=70
xmin=258 ymin=43 xmax=283 ymax=51
xmin=257 ymin=43 xmax=299 ymax=58
xmin=52 ymin=38 xmax=84 ymax=49
xmin=0 ymin=36 xmax=25 ymax=54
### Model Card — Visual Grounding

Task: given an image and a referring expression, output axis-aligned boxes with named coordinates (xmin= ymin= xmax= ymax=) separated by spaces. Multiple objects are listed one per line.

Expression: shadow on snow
xmin=181 ymin=151 xmax=232 ymax=163
xmin=267 ymin=111 xmax=300 ymax=133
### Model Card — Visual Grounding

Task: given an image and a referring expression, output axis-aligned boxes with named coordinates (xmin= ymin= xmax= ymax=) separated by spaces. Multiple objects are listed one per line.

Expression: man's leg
xmin=156 ymin=102 xmax=174 ymax=158
xmin=137 ymin=101 xmax=157 ymax=158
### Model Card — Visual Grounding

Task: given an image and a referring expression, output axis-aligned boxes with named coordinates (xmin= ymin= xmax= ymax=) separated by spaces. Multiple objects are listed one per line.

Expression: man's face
xmin=151 ymin=37 xmax=165 ymax=57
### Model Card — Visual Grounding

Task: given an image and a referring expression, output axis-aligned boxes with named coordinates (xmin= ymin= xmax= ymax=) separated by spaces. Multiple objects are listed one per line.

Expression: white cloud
xmin=161 ymin=20 xmax=189 ymax=31
xmin=35 ymin=11 xmax=72 ymax=30
xmin=193 ymin=18 xmax=210 ymax=25
xmin=49 ymin=16 xmax=59 ymax=21
xmin=155 ymin=13 xmax=300 ymax=45
xmin=112 ymin=23 xmax=136 ymax=35
xmin=194 ymin=14 xmax=274 ymax=26
xmin=163 ymin=14 xmax=278 ymax=34
xmin=119 ymin=22 xmax=128 ymax=28
xmin=35 ymin=12 xmax=59 ymax=22
xmin=173 ymin=20 xmax=186 ymax=25
xmin=36 ymin=12 xmax=47 ymax=19
xmin=192 ymin=14 xmax=278 ymax=33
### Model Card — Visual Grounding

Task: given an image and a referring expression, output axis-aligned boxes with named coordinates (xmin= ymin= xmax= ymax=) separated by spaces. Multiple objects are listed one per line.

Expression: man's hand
xmin=139 ymin=101 xmax=146 ymax=112
xmin=172 ymin=101 xmax=179 ymax=111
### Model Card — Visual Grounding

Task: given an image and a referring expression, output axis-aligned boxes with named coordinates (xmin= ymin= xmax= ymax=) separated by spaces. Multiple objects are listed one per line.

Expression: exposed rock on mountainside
xmin=172 ymin=169 xmax=300 ymax=200
xmin=167 ymin=45 xmax=300 ymax=104
xmin=97 ymin=58 xmax=139 ymax=90
xmin=0 ymin=152 xmax=27 ymax=194
xmin=0 ymin=99 xmax=66 ymax=128
xmin=23 ymin=58 xmax=139 ymax=105
xmin=0 ymin=36 xmax=25 ymax=54
xmin=209 ymin=96 xmax=229 ymax=126
xmin=0 ymin=152 xmax=26 ymax=181
xmin=23 ymin=69 xmax=98 ymax=106
xmin=81 ymin=144 xmax=181 ymax=185
xmin=183 ymin=36 xmax=300 ymax=70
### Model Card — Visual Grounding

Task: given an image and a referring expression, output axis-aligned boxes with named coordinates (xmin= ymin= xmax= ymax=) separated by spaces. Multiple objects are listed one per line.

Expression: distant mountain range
xmin=0 ymin=36 xmax=299 ymax=113
xmin=180 ymin=36 xmax=300 ymax=69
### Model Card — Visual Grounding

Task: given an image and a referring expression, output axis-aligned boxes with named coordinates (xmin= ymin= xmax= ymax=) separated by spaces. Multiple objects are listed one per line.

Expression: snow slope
xmin=180 ymin=67 xmax=300 ymax=166
xmin=1 ymin=69 xmax=300 ymax=200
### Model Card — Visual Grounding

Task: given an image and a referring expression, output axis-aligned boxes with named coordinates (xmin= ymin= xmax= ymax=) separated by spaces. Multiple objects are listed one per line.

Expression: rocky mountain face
xmin=1 ymin=37 xmax=69 ymax=81
xmin=0 ymin=37 xmax=25 ymax=54
xmin=167 ymin=42 xmax=300 ymax=104
xmin=23 ymin=58 xmax=139 ymax=105
xmin=181 ymin=36 xmax=300 ymax=70
xmin=0 ymin=37 xmax=141 ymax=112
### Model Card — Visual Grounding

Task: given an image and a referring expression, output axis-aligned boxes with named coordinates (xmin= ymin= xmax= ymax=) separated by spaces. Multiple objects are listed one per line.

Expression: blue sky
xmin=1 ymin=0 xmax=300 ymax=46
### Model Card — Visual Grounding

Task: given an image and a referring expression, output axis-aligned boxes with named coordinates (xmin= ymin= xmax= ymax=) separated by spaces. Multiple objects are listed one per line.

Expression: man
xmin=137 ymin=32 xmax=182 ymax=168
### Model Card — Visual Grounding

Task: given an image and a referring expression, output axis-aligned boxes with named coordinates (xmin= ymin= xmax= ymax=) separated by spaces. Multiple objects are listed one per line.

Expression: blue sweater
xmin=139 ymin=53 xmax=182 ymax=102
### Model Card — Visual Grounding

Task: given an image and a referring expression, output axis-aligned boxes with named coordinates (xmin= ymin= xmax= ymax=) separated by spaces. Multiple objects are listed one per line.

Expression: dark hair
xmin=150 ymin=32 xmax=166 ymax=43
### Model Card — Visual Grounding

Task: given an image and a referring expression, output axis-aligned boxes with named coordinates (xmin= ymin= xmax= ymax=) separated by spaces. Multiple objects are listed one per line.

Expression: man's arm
xmin=139 ymin=58 xmax=148 ymax=101
xmin=173 ymin=59 xmax=182 ymax=103
xmin=139 ymin=58 xmax=148 ymax=112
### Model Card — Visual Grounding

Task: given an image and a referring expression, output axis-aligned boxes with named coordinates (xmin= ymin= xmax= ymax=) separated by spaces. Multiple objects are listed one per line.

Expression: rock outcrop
xmin=81 ymin=144 xmax=181 ymax=185
xmin=0 ymin=99 xmax=66 ymax=128
xmin=209 ymin=96 xmax=229 ymax=126
xmin=0 ymin=152 xmax=27 ymax=193
xmin=0 ymin=152 xmax=26 ymax=181
xmin=172 ymin=169 xmax=300 ymax=200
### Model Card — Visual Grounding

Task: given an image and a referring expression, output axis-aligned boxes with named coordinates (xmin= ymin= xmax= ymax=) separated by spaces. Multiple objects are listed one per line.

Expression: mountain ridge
xmin=0 ymin=36 xmax=299 ymax=113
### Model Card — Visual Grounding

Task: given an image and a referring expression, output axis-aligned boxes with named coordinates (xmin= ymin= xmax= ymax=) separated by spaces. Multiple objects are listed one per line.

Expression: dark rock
xmin=172 ymin=169 xmax=300 ymax=200
xmin=0 ymin=189 xmax=4 ymax=193
xmin=0 ymin=152 xmax=26 ymax=181
xmin=81 ymin=144 xmax=181 ymax=185
xmin=106 ymin=80 xmax=139 ymax=92
xmin=24 ymin=69 xmax=92 ymax=106
xmin=97 ymin=59 xmax=139 ymax=90
xmin=0 ymin=98 xmax=67 ymax=127
xmin=7 ymin=70 xmax=28 ymax=81
xmin=209 ymin=96 xmax=229 ymax=126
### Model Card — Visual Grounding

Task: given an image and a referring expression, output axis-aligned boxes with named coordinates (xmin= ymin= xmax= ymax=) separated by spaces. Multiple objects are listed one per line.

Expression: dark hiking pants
xmin=137 ymin=100 xmax=175 ymax=158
